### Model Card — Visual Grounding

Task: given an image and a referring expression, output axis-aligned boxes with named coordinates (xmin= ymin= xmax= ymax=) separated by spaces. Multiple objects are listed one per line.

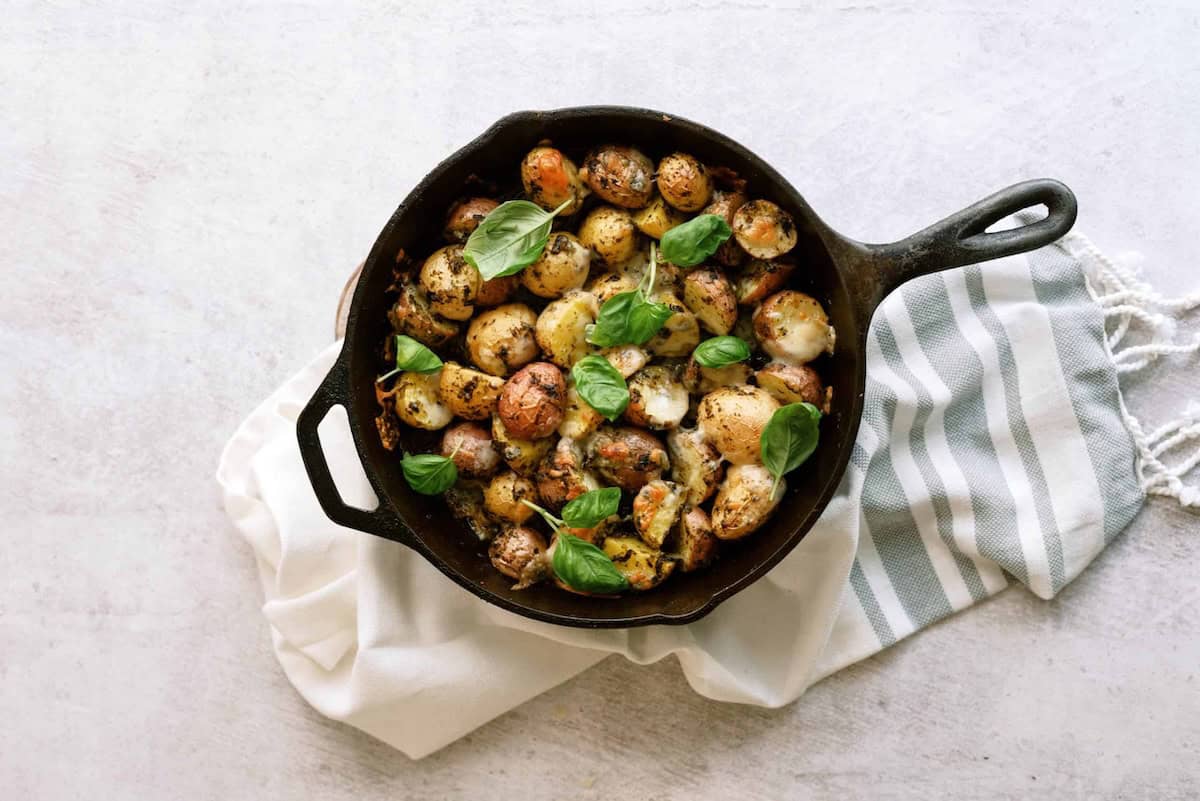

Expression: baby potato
xmin=755 ymin=362 xmax=829 ymax=410
xmin=645 ymin=294 xmax=700 ymax=358
xmin=443 ymin=197 xmax=498 ymax=243
xmin=483 ymin=471 xmax=538 ymax=524
xmin=625 ymin=365 xmax=689 ymax=430
xmin=581 ymin=145 xmax=655 ymax=209
xmin=602 ymin=536 xmax=676 ymax=591
xmin=734 ymin=259 xmax=796 ymax=306
xmin=535 ymin=290 xmax=598 ymax=368
xmin=683 ymin=359 xmax=755 ymax=395
xmin=466 ymin=303 xmax=540 ymax=376
xmin=489 ymin=525 xmax=549 ymax=584
xmin=578 ymin=206 xmax=639 ymax=268
xmin=666 ymin=427 xmax=724 ymax=506
xmin=441 ymin=421 xmax=501 ymax=478
xmin=445 ymin=481 xmax=499 ymax=542
xmin=702 ymin=189 xmax=749 ymax=267
xmin=535 ymin=437 xmax=599 ymax=510
xmin=732 ymin=199 xmax=798 ymax=259
xmin=711 ymin=463 xmax=783 ymax=540
xmin=558 ymin=381 xmax=605 ymax=440
xmin=498 ymin=362 xmax=567 ymax=440
xmin=753 ymin=290 xmax=836 ymax=365
xmin=393 ymin=369 xmax=454 ymax=431
xmin=439 ymin=361 xmax=505 ymax=420
xmin=520 ymin=145 xmax=589 ymax=215
xmin=474 ymin=274 xmax=518 ymax=307
xmin=632 ymin=193 xmax=688 ymax=239
xmin=521 ymin=232 xmax=592 ymax=298
xmin=419 ymin=244 xmax=480 ymax=321
xmin=601 ymin=344 xmax=649 ymax=378
xmin=588 ymin=271 xmax=641 ymax=304
xmin=491 ymin=415 xmax=554 ymax=477
xmin=682 ymin=268 xmax=738 ymax=335
xmin=632 ymin=479 xmax=685 ymax=549
xmin=656 ymin=152 xmax=712 ymax=212
xmin=387 ymin=278 xmax=459 ymax=348
xmin=676 ymin=507 xmax=718 ymax=572
xmin=696 ymin=385 xmax=780 ymax=464
xmin=587 ymin=426 xmax=670 ymax=492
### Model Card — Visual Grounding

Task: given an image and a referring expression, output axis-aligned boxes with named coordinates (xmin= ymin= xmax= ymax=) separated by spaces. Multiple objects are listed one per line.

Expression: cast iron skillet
xmin=296 ymin=106 xmax=1077 ymax=628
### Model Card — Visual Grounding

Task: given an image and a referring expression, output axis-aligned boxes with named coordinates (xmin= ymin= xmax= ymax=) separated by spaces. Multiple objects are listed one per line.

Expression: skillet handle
xmin=865 ymin=178 xmax=1077 ymax=302
xmin=295 ymin=350 xmax=413 ymax=543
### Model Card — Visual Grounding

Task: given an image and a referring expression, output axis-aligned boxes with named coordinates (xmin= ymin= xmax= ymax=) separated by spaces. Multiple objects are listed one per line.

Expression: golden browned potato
xmin=682 ymin=268 xmax=738 ymax=335
xmin=483 ymin=471 xmax=538 ymax=524
xmin=625 ymin=365 xmax=689 ymax=430
xmin=419 ymin=244 xmax=480 ymax=321
xmin=696 ymin=385 xmax=780 ymax=464
xmin=676 ymin=507 xmax=718 ymax=572
xmin=631 ymin=193 xmax=688 ymax=239
xmin=601 ymin=345 xmax=649 ymax=378
xmin=520 ymin=146 xmax=589 ymax=215
xmin=491 ymin=415 xmax=554 ymax=477
xmin=535 ymin=290 xmax=598 ymax=368
xmin=632 ymin=479 xmax=685 ymax=548
xmin=732 ymin=199 xmax=798 ymax=259
xmin=387 ymin=278 xmax=459 ymax=347
xmin=581 ymin=145 xmax=655 ymax=209
xmin=755 ymin=362 xmax=828 ymax=409
xmin=666 ymin=427 xmax=724 ymax=506
xmin=682 ymin=359 xmax=754 ymax=395
xmin=521 ymin=232 xmax=592 ymax=298
xmin=443 ymin=197 xmax=498 ymax=243
xmin=753 ymin=290 xmax=836 ymax=365
xmin=441 ymin=421 xmax=501 ymax=478
xmin=558 ymin=381 xmax=605 ymax=440
xmin=439 ymin=362 xmax=505 ymax=420
xmin=587 ymin=426 xmax=670 ymax=492
xmin=734 ymin=259 xmax=796 ymax=306
xmin=466 ymin=303 xmax=539 ymax=376
xmin=711 ymin=463 xmax=783 ymax=540
xmin=645 ymin=294 xmax=700 ymax=358
xmin=578 ymin=206 xmax=639 ymax=268
xmin=702 ymin=189 xmax=749 ymax=267
xmin=602 ymin=536 xmax=676 ymax=590
xmin=498 ymin=362 xmax=567 ymax=440
xmin=656 ymin=152 xmax=712 ymax=212
xmin=535 ymin=437 xmax=598 ymax=509
xmin=489 ymin=525 xmax=549 ymax=582
xmin=474 ymin=274 xmax=518 ymax=307
xmin=392 ymin=369 xmax=454 ymax=431
xmin=588 ymin=272 xmax=640 ymax=304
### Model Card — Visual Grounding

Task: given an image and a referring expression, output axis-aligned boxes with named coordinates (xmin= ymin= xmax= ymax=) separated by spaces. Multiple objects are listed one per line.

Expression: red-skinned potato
xmin=521 ymin=146 xmax=588 ymax=215
xmin=441 ymin=422 xmax=501 ymax=478
xmin=498 ymin=362 xmax=567 ymax=440
xmin=732 ymin=199 xmax=798 ymax=259
xmin=535 ymin=437 xmax=598 ymax=510
xmin=587 ymin=426 xmax=670 ymax=492
xmin=581 ymin=145 xmax=655 ymax=209
xmin=489 ymin=526 xmax=549 ymax=586
xmin=443 ymin=197 xmax=498 ymax=243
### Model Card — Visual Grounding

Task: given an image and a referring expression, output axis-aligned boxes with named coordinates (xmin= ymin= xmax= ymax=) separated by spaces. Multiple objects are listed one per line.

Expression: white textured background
xmin=3 ymin=2 xmax=1199 ymax=799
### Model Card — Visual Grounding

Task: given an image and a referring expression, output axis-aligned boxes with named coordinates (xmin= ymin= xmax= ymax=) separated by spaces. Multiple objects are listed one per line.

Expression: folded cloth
xmin=218 ymin=224 xmax=1199 ymax=759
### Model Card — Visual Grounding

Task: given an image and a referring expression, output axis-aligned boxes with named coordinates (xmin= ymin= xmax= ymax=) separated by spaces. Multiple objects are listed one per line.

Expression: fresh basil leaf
xmin=561 ymin=487 xmax=621 ymax=529
xmin=463 ymin=199 xmax=561 ymax=280
xmin=659 ymin=213 xmax=732 ymax=267
xmin=394 ymin=335 xmax=443 ymax=373
xmin=693 ymin=335 xmax=751 ymax=368
xmin=625 ymin=296 xmax=675 ymax=345
xmin=400 ymin=452 xmax=459 ymax=495
xmin=760 ymin=402 xmax=822 ymax=499
xmin=586 ymin=291 xmax=640 ymax=347
xmin=571 ymin=355 xmax=629 ymax=420
xmin=552 ymin=532 xmax=629 ymax=593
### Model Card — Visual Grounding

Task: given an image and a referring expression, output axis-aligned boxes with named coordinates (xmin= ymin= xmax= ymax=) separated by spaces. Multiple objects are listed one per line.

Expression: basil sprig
xmin=463 ymin=198 xmax=571 ymax=280
xmin=561 ymin=486 xmax=621 ymax=528
xmin=760 ymin=402 xmax=822 ymax=499
xmin=400 ymin=448 xmax=459 ymax=495
xmin=521 ymin=491 xmax=629 ymax=593
xmin=586 ymin=243 xmax=674 ymax=347
xmin=659 ymin=213 xmax=732 ymax=267
xmin=693 ymin=335 xmax=751 ymax=368
xmin=377 ymin=335 xmax=444 ymax=383
xmin=570 ymin=355 xmax=629 ymax=420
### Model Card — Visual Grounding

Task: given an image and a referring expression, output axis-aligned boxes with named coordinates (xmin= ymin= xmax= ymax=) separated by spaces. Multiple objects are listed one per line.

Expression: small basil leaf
xmin=394 ymin=335 xmax=443 ymax=373
xmin=586 ymin=291 xmax=640 ymax=347
xmin=693 ymin=335 xmax=751 ymax=368
xmin=760 ymin=402 xmax=822 ymax=499
xmin=625 ymin=296 xmax=675 ymax=345
xmin=463 ymin=200 xmax=558 ymax=280
xmin=400 ymin=452 xmax=459 ymax=495
xmin=560 ymin=487 xmax=621 ymax=529
xmin=659 ymin=214 xmax=732 ymax=267
xmin=571 ymin=355 xmax=629 ymax=421
xmin=552 ymin=532 xmax=630 ymax=593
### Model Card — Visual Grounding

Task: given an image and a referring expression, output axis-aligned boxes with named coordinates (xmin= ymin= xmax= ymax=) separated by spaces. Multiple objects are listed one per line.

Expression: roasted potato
xmin=734 ymin=259 xmax=796 ymax=306
xmin=443 ymin=197 xmax=498 ymax=243
xmin=419 ymin=244 xmax=480 ymax=321
xmin=732 ymin=199 xmax=798 ymax=259
xmin=588 ymin=271 xmax=640 ymax=304
xmin=498 ymin=362 xmax=567 ymax=440
xmin=601 ymin=344 xmax=649 ymax=378
xmin=578 ymin=206 xmax=639 ymax=268
xmin=682 ymin=268 xmax=738 ymax=335
xmin=683 ymin=359 xmax=754 ymax=395
xmin=676 ymin=507 xmax=718 ymax=572
xmin=438 ymin=361 xmax=505 ymax=420
xmin=711 ymin=463 xmax=783 ymax=540
xmin=754 ymin=290 xmax=836 ymax=365
xmin=535 ymin=436 xmax=599 ymax=510
xmin=625 ymin=365 xmax=689 ymax=430
xmin=535 ymin=290 xmax=598 ymax=368
xmin=520 ymin=146 xmax=588 ymax=215
xmin=445 ymin=481 xmax=499 ymax=542
xmin=656 ymin=152 xmax=712 ymax=212
xmin=441 ymin=422 xmax=501 ymax=478
xmin=387 ymin=278 xmax=459 ymax=347
xmin=474 ymin=274 xmax=518 ymax=307
xmin=521 ymin=232 xmax=592 ymax=298
xmin=696 ymin=385 xmax=780 ymax=464
xmin=491 ymin=415 xmax=554 ymax=477
xmin=632 ymin=480 xmax=685 ymax=549
xmin=587 ymin=426 xmax=670 ymax=492
xmin=489 ymin=525 xmax=549 ymax=585
xmin=631 ymin=193 xmax=687 ymax=239
xmin=392 ymin=369 xmax=454 ymax=431
xmin=666 ymin=427 xmax=724 ymax=506
xmin=602 ymin=536 xmax=676 ymax=591
xmin=558 ymin=381 xmax=605 ymax=440
xmin=581 ymin=145 xmax=655 ymax=209
xmin=645 ymin=294 xmax=700 ymax=358
xmin=702 ymin=189 xmax=749 ymax=267
xmin=466 ymin=303 xmax=539 ymax=376
xmin=483 ymin=471 xmax=538 ymax=524
xmin=755 ymin=362 xmax=829 ymax=410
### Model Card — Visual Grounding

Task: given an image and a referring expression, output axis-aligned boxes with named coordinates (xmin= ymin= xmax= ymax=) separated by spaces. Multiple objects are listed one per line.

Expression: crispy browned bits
xmin=498 ymin=362 xmax=567 ymax=440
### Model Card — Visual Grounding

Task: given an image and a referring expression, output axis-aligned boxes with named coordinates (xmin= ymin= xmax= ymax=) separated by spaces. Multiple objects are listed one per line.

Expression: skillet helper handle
xmin=868 ymin=178 xmax=1077 ymax=299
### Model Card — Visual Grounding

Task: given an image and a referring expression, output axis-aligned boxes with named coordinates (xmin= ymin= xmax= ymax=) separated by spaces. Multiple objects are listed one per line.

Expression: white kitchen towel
xmin=217 ymin=225 xmax=1199 ymax=759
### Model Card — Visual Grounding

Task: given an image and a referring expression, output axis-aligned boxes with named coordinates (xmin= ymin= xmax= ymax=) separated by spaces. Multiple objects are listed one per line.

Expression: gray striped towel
xmin=217 ymin=223 xmax=1200 ymax=758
